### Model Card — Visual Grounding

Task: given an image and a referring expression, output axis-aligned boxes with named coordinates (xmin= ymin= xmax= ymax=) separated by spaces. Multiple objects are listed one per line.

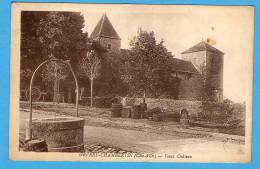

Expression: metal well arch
xmin=28 ymin=58 xmax=79 ymax=140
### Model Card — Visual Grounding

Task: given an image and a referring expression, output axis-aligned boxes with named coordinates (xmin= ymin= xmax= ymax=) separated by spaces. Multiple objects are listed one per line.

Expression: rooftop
xmin=181 ymin=41 xmax=224 ymax=55
xmin=90 ymin=14 xmax=121 ymax=40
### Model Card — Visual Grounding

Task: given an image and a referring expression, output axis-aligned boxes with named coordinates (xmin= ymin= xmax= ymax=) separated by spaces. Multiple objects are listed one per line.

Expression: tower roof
xmin=90 ymin=14 xmax=121 ymax=40
xmin=181 ymin=41 xmax=224 ymax=55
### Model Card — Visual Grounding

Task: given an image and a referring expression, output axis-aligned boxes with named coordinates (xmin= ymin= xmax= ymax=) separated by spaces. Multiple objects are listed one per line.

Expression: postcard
xmin=9 ymin=3 xmax=253 ymax=162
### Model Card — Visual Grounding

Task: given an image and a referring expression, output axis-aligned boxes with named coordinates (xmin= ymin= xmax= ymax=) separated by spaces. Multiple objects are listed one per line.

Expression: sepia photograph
xmin=9 ymin=3 xmax=253 ymax=162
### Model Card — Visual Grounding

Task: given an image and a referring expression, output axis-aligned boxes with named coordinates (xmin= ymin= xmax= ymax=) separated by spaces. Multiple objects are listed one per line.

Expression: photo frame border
xmin=0 ymin=0 xmax=259 ymax=168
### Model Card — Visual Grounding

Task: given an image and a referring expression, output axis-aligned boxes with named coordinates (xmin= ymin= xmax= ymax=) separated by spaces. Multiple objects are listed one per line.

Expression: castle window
xmin=107 ymin=44 xmax=112 ymax=50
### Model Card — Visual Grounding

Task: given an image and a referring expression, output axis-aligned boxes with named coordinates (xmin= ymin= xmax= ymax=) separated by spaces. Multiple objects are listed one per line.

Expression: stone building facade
xmin=181 ymin=42 xmax=224 ymax=102
xmin=90 ymin=14 xmax=224 ymax=102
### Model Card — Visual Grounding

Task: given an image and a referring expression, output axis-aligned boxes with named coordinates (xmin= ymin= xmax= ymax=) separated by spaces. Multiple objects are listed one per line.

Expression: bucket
xmin=31 ymin=117 xmax=85 ymax=152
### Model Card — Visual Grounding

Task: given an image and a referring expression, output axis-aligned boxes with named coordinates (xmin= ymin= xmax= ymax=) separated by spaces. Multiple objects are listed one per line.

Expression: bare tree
xmin=81 ymin=50 xmax=101 ymax=107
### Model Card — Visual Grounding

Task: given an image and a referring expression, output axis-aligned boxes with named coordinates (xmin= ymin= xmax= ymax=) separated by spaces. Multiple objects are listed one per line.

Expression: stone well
xmin=31 ymin=117 xmax=85 ymax=152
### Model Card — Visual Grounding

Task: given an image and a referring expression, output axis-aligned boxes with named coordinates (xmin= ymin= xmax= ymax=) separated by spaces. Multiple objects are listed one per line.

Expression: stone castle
xmin=90 ymin=14 xmax=224 ymax=102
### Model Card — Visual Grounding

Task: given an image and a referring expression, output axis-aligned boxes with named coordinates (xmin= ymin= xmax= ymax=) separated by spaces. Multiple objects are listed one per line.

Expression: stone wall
xmin=122 ymin=97 xmax=202 ymax=115
xmin=121 ymin=97 xmax=245 ymax=122
xmin=178 ymin=74 xmax=204 ymax=101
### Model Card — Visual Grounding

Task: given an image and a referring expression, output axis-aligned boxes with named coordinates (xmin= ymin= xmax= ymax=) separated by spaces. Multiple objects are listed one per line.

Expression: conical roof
xmin=90 ymin=14 xmax=121 ymax=40
xmin=181 ymin=41 xmax=224 ymax=54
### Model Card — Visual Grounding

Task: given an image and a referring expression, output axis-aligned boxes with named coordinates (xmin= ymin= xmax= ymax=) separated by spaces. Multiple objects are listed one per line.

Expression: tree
xmin=41 ymin=60 xmax=69 ymax=102
xmin=122 ymin=28 xmax=172 ymax=102
xmin=21 ymin=11 xmax=86 ymax=102
xmin=81 ymin=50 xmax=101 ymax=107
xmin=21 ymin=11 xmax=86 ymax=70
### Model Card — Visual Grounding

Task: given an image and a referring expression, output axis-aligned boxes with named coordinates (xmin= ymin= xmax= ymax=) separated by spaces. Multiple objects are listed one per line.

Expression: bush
xmin=94 ymin=97 xmax=114 ymax=108
xmin=79 ymin=96 xmax=115 ymax=108
xmin=189 ymin=113 xmax=197 ymax=121
xmin=146 ymin=107 xmax=166 ymax=121
xmin=197 ymin=101 xmax=245 ymax=124
xmin=164 ymin=111 xmax=181 ymax=122
xmin=147 ymin=107 xmax=162 ymax=116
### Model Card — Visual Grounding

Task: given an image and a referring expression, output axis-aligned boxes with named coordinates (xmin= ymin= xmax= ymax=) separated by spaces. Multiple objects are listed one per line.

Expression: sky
xmin=80 ymin=5 xmax=254 ymax=102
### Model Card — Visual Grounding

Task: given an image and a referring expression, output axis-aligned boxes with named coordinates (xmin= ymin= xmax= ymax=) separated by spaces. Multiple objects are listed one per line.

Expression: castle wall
xmin=178 ymin=73 xmax=204 ymax=101
xmin=99 ymin=37 xmax=121 ymax=51
xmin=182 ymin=51 xmax=207 ymax=74
xmin=205 ymin=51 xmax=224 ymax=102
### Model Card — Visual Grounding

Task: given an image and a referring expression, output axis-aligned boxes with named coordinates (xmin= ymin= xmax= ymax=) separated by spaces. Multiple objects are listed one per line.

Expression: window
xmin=107 ymin=44 xmax=111 ymax=50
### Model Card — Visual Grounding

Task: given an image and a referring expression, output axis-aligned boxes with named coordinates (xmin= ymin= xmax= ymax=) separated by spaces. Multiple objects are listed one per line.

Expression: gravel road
xmin=19 ymin=109 xmax=245 ymax=156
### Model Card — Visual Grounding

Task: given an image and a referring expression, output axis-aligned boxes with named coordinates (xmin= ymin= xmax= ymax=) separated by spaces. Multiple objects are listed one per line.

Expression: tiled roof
xmin=169 ymin=58 xmax=199 ymax=74
xmin=90 ymin=14 xmax=121 ymax=40
xmin=181 ymin=41 xmax=224 ymax=54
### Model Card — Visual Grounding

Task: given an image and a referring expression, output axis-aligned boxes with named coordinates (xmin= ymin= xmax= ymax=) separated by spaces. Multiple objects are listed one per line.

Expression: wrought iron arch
xmin=27 ymin=58 xmax=79 ymax=140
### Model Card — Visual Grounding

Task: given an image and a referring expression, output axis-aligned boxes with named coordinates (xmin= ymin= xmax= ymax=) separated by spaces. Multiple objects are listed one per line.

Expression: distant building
xmin=90 ymin=14 xmax=121 ymax=51
xmin=91 ymin=14 xmax=224 ymax=102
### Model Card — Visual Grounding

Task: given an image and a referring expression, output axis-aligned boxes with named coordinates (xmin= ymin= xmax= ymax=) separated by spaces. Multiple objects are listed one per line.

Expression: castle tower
xmin=90 ymin=14 xmax=121 ymax=51
xmin=181 ymin=41 xmax=224 ymax=102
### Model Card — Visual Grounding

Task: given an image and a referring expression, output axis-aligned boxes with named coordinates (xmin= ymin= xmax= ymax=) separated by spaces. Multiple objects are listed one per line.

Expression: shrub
xmin=147 ymin=107 xmax=162 ymax=115
xmin=198 ymin=101 xmax=245 ymax=124
xmin=146 ymin=107 xmax=166 ymax=121
xmin=79 ymin=96 xmax=115 ymax=108
xmin=94 ymin=97 xmax=114 ymax=108
xmin=189 ymin=113 xmax=197 ymax=121
xmin=164 ymin=111 xmax=181 ymax=122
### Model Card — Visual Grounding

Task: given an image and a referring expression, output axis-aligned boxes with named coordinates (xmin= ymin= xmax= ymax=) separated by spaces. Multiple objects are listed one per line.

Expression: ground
xmin=19 ymin=101 xmax=245 ymax=157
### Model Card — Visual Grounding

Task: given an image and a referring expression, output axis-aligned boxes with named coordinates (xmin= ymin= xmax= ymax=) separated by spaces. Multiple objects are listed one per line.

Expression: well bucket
xmin=31 ymin=117 xmax=85 ymax=152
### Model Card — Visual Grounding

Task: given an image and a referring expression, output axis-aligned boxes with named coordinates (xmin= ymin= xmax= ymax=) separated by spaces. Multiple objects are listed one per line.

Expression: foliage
xmin=36 ymin=12 xmax=86 ymax=63
xmin=147 ymin=107 xmax=162 ymax=116
xmin=121 ymin=28 xmax=173 ymax=98
xmin=40 ymin=61 xmax=69 ymax=84
xmin=21 ymin=11 xmax=86 ymax=101
xmin=21 ymin=11 xmax=86 ymax=71
xmin=197 ymin=101 xmax=239 ymax=123
xmin=20 ymin=69 xmax=33 ymax=89
xmin=80 ymin=49 xmax=101 ymax=106
xmin=79 ymin=96 xmax=115 ymax=108
xmin=80 ymin=50 xmax=101 ymax=80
